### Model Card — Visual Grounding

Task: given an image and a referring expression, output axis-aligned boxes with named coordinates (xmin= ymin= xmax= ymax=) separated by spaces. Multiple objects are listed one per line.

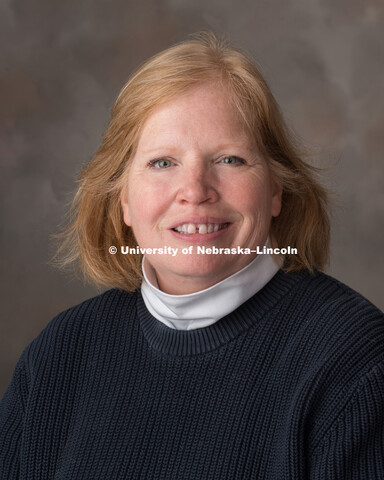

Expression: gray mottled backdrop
xmin=1 ymin=0 xmax=383 ymax=396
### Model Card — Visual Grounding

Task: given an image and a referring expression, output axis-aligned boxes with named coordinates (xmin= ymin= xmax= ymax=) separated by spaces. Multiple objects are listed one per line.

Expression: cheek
xmin=229 ymin=179 xmax=272 ymax=217
xmin=125 ymin=182 xmax=170 ymax=232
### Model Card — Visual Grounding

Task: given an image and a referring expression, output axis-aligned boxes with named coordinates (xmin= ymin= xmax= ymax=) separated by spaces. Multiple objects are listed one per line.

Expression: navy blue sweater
xmin=1 ymin=270 xmax=384 ymax=479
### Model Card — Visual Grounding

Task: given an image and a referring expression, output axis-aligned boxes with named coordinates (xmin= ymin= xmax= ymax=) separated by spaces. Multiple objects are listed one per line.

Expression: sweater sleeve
xmin=0 ymin=354 xmax=29 ymax=479
xmin=308 ymin=362 xmax=384 ymax=479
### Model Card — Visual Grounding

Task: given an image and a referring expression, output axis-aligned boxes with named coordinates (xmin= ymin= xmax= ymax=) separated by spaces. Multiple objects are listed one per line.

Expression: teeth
xmin=173 ymin=223 xmax=228 ymax=234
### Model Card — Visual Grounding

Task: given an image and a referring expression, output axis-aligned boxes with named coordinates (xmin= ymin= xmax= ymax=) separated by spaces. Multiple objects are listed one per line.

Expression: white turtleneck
xmin=140 ymin=243 xmax=282 ymax=331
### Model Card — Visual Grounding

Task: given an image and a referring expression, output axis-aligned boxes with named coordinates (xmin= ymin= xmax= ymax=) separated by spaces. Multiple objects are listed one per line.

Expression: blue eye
xmin=148 ymin=159 xmax=173 ymax=169
xmin=221 ymin=156 xmax=245 ymax=165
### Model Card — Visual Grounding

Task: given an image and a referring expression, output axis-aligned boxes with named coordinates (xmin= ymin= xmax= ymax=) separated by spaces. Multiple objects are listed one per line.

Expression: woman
xmin=1 ymin=32 xmax=383 ymax=479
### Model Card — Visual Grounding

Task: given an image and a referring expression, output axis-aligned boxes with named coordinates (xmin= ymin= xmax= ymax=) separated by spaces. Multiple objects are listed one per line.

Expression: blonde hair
xmin=56 ymin=31 xmax=330 ymax=292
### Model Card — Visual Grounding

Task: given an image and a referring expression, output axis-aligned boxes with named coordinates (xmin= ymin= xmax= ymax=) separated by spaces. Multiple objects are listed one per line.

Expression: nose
xmin=175 ymin=162 xmax=219 ymax=205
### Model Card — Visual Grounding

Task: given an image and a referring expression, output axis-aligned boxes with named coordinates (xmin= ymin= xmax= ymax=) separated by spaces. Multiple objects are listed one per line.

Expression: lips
xmin=173 ymin=223 xmax=229 ymax=235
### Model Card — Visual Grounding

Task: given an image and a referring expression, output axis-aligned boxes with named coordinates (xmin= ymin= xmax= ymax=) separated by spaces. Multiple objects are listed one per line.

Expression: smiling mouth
xmin=172 ymin=223 xmax=229 ymax=235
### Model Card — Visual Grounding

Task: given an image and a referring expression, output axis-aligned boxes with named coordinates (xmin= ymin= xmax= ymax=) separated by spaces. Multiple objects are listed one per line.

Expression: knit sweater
xmin=1 ymin=270 xmax=383 ymax=479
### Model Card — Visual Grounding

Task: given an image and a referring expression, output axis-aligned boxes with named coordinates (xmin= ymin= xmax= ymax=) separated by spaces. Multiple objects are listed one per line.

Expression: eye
xmin=220 ymin=156 xmax=245 ymax=165
xmin=148 ymin=158 xmax=174 ymax=169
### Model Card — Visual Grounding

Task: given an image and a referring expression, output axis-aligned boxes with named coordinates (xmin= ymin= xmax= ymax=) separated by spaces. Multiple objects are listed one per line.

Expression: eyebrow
xmin=139 ymin=142 xmax=256 ymax=156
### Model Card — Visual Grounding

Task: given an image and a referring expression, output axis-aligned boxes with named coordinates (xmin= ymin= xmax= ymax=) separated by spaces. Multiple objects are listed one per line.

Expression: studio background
xmin=1 ymin=0 xmax=383 ymax=397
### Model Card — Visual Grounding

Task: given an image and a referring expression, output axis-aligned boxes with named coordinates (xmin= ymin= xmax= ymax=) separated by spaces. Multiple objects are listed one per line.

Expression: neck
xmin=148 ymin=254 xmax=259 ymax=295
xmin=140 ymin=250 xmax=283 ymax=331
xmin=155 ymin=267 xmax=253 ymax=295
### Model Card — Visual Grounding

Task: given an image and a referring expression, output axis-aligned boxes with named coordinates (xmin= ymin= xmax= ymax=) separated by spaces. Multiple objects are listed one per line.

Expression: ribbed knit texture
xmin=1 ymin=270 xmax=383 ymax=479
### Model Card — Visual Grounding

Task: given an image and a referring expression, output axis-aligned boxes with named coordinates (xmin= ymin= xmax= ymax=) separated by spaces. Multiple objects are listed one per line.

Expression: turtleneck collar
xmin=140 ymin=242 xmax=282 ymax=331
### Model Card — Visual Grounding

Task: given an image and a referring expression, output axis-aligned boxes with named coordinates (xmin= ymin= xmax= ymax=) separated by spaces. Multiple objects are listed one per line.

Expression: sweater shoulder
xmin=40 ymin=288 xmax=138 ymax=335
xmin=288 ymin=269 xmax=384 ymax=353
xmin=269 ymin=271 xmax=384 ymax=449
xmin=22 ymin=288 xmax=139 ymax=372
xmin=288 ymin=269 xmax=383 ymax=321
xmin=269 ymin=269 xmax=384 ymax=399
xmin=268 ymin=270 xmax=384 ymax=351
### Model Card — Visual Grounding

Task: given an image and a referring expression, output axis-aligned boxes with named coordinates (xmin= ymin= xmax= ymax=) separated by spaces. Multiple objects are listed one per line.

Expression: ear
xmin=120 ymin=189 xmax=132 ymax=227
xmin=271 ymin=178 xmax=282 ymax=218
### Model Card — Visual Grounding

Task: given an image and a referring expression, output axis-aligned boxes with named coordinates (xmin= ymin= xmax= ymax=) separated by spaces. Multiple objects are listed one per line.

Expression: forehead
xmin=135 ymin=83 xmax=256 ymax=153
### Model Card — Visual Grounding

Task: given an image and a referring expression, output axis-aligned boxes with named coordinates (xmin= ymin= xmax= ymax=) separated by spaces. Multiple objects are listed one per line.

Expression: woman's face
xmin=121 ymin=83 xmax=282 ymax=294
